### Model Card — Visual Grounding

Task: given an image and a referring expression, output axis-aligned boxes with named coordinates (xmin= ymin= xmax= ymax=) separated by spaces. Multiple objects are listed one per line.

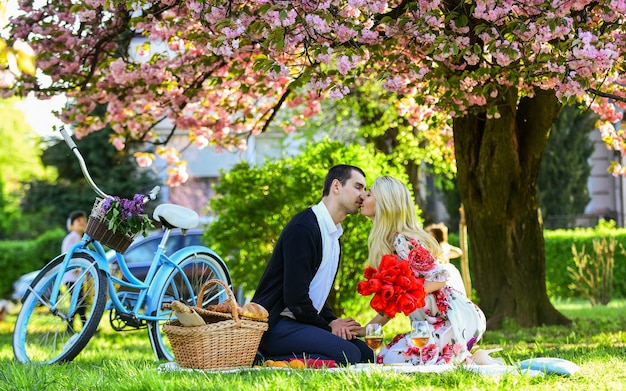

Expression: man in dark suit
xmin=252 ymin=164 xmax=373 ymax=366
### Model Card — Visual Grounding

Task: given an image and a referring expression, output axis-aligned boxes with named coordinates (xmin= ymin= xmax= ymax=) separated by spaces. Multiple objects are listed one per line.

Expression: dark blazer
xmin=252 ymin=208 xmax=338 ymax=331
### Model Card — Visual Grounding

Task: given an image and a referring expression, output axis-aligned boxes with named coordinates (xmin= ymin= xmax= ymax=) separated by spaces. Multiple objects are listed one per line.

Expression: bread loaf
xmin=207 ymin=301 xmax=244 ymax=314
xmin=241 ymin=302 xmax=269 ymax=320
xmin=207 ymin=302 xmax=232 ymax=313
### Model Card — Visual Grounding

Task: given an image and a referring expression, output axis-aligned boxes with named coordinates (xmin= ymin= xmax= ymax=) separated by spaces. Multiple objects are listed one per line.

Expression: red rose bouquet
xmin=357 ymin=254 xmax=426 ymax=318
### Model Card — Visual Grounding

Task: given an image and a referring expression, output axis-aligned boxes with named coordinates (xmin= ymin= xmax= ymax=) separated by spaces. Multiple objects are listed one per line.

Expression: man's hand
xmin=329 ymin=318 xmax=362 ymax=340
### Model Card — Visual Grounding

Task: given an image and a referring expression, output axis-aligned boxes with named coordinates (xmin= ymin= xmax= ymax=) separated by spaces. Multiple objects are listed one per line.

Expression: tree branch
xmin=587 ymin=88 xmax=626 ymax=103
xmin=257 ymin=76 xmax=298 ymax=134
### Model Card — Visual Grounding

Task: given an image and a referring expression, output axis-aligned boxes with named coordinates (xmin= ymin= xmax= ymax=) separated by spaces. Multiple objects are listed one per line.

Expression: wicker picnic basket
xmin=85 ymin=198 xmax=136 ymax=253
xmin=162 ymin=279 xmax=268 ymax=370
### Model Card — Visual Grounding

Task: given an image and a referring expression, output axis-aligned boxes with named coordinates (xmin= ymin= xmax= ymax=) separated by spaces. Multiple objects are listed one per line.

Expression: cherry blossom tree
xmin=3 ymin=0 xmax=626 ymax=328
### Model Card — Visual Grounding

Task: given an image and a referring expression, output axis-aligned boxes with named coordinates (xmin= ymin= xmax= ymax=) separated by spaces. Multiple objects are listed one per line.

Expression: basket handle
xmin=197 ymin=279 xmax=240 ymax=323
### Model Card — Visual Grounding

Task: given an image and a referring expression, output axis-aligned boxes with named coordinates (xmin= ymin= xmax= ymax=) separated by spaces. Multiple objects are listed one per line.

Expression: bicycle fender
xmin=168 ymin=245 xmax=227 ymax=264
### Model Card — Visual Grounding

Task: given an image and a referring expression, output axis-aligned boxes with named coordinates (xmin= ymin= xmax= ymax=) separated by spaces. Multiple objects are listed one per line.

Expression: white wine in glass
xmin=410 ymin=320 xmax=431 ymax=365
xmin=411 ymin=336 xmax=429 ymax=348
xmin=365 ymin=323 xmax=384 ymax=360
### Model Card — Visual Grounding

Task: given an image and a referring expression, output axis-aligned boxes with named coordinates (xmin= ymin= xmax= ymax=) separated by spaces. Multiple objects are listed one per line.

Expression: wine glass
xmin=410 ymin=320 xmax=431 ymax=365
xmin=365 ymin=323 xmax=384 ymax=362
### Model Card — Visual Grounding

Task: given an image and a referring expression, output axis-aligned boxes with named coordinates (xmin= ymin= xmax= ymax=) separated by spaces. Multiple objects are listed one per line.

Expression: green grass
xmin=1 ymin=299 xmax=625 ymax=391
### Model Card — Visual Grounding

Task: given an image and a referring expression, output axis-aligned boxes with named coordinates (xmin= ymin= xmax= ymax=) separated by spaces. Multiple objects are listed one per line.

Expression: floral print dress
xmin=377 ymin=234 xmax=486 ymax=365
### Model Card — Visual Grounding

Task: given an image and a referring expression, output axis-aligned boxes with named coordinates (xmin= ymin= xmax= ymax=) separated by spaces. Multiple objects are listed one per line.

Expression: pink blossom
xmin=610 ymin=162 xmax=626 ymax=176
xmin=336 ymin=55 xmax=352 ymax=75
xmin=359 ymin=29 xmax=379 ymax=44
xmin=291 ymin=115 xmax=306 ymax=127
xmin=112 ymin=137 xmax=125 ymax=151
xmin=305 ymin=14 xmax=331 ymax=34
xmin=157 ymin=146 xmax=181 ymax=165
xmin=329 ymin=85 xmax=350 ymax=99
xmin=334 ymin=24 xmax=358 ymax=43
xmin=134 ymin=152 xmax=154 ymax=168
xmin=382 ymin=77 xmax=405 ymax=92
xmin=302 ymin=100 xmax=321 ymax=117
xmin=236 ymin=139 xmax=248 ymax=151
xmin=0 ymin=72 xmax=17 ymax=88
xmin=166 ymin=164 xmax=189 ymax=187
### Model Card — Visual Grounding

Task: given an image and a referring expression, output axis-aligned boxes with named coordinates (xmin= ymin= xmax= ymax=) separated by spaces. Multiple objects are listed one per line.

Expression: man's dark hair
xmin=322 ymin=165 xmax=365 ymax=196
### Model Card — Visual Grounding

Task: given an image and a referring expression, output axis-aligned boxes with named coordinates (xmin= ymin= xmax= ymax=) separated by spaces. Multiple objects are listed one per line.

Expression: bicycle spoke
xmin=13 ymin=254 xmax=107 ymax=364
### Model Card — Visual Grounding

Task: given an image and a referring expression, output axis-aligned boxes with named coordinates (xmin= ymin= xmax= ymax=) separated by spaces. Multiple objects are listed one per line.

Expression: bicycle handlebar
xmin=59 ymin=127 xmax=160 ymax=203
xmin=146 ymin=186 xmax=161 ymax=204
xmin=60 ymin=127 xmax=109 ymax=199
xmin=59 ymin=127 xmax=78 ymax=150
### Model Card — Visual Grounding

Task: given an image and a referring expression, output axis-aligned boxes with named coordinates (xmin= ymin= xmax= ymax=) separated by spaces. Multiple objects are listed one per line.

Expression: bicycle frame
xmin=49 ymin=230 xmax=220 ymax=324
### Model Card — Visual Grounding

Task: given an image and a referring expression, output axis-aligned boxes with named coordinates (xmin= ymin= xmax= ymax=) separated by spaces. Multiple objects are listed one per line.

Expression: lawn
xmin=0 ymin=299 xmax=624 ymax=391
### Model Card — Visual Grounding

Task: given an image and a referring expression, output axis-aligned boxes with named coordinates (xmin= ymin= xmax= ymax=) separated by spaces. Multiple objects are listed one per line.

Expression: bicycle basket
xmin=162 ymin=279 xmax=268 ymax=370
xmin=85 ymin=198 xmax=136 ymax=253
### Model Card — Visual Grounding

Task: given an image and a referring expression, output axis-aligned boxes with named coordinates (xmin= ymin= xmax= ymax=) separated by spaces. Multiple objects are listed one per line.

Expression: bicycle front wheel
xmin=148 ymin=251 xmax=231 ymax=361
xmin=12 ymin=253 xmax=107 ymax=364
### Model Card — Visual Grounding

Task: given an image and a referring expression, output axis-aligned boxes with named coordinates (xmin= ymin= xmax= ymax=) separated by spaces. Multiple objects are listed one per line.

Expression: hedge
xmin=544 ymin=228 xmax=626 ymax=299
xmin=0 ymin=228 xmax=65 ymax=299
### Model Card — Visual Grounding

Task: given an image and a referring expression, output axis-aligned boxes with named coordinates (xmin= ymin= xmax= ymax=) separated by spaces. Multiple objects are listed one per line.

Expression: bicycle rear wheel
xmin=13 ymin=253 xmax=107 ymax=364
xmin=148 ymin=251 xmax=231 ymax=361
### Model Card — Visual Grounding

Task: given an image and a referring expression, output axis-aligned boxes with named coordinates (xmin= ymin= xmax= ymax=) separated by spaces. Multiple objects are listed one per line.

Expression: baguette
xmin=171 ymin=300 xmax=206 ymax=327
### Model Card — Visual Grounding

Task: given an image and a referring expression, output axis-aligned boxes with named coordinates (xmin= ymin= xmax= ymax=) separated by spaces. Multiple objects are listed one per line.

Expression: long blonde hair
xmin=366 ymin=176 xmax=441 ymax=268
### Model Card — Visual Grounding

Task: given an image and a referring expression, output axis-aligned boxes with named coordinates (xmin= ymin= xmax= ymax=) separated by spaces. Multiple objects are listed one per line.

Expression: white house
xmin=158 ymin=128 xmax=291 ymax=222
xmin=586 ymin=122 xmax=626 ymax=226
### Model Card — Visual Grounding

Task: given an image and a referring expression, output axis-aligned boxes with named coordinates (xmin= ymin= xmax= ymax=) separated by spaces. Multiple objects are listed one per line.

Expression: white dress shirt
xmin=309 ymin=201 xmax=343 ymax=312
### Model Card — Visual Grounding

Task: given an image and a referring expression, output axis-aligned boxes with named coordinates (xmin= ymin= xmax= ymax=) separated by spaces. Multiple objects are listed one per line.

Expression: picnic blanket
xmin=157 ymin=359 xmax=578 ymax=377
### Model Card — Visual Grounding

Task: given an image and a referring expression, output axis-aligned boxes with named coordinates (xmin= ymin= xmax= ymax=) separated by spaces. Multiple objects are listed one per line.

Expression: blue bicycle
xmin=12 ymin=128 xmax=232 ymax=364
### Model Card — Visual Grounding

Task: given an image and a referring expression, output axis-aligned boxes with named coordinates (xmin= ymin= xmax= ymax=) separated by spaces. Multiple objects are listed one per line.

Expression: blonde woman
xmin=358 ymin=176 xmax=486 ymax=365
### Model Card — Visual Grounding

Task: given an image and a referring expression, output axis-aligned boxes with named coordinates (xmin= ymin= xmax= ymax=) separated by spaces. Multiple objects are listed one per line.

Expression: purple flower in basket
xmin=99 ymin=194 xmax=154 ymax=237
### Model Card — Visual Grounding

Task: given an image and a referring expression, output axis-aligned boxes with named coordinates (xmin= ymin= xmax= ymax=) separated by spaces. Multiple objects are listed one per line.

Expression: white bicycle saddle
xmin=153 ymin=203 xmax=199 ymax=230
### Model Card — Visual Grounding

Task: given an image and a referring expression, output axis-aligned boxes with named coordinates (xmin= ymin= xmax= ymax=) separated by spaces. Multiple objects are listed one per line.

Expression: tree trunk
xmin=453 ymin=87 xmax=571 ymax=329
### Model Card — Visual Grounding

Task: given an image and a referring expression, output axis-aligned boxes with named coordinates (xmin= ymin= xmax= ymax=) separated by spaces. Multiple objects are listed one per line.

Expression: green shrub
xmin=567 ymin=237 xmax=620 ymax=306
xmin=545 ymin=224 xmax=626 ymax=300
xmin=0 ymin=228 xmax=65 ymax=299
